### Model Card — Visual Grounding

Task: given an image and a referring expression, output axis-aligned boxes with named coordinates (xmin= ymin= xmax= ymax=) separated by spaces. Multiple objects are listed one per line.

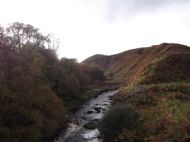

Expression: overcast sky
xmin=1 ymin=0 xmax=190 ymax=61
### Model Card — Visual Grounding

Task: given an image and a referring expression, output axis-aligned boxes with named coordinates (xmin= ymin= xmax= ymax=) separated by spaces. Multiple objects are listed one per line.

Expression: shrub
xmin=99 ymin=104 xmax=142 ymax=142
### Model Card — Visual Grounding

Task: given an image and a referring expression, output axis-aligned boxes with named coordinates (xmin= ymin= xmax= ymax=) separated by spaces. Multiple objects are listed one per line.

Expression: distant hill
xmin=83 ymin=43 xmax=190 ymax=86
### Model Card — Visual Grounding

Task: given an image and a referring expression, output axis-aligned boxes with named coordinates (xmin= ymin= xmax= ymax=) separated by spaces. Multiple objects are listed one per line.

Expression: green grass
xmin=112 ymin=81 xmax=190 ymax=141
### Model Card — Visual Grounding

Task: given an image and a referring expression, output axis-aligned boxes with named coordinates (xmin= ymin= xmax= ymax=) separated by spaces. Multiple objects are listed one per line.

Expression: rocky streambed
xmin=54 ymin=90 xmax=118 ymax=142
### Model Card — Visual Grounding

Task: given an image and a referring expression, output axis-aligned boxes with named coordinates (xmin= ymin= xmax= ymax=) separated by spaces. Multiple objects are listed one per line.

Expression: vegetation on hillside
xmin=112 ymin=83 xmax=190 ymax=142
xmin=84 ymin=43 xmax=190 ymax=83
xmin=0 ymin=22 xmax=105 ymax=142
xmin=139 ymin=53 xmax=190 ymax=85
xmin=97 ymin=44 xmax=190 ymax=142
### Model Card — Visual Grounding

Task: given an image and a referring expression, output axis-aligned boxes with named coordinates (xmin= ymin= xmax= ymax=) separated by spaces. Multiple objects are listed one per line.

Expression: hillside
xmin=85 ymin=43 xmax=190 ymax=142
xmin=83 ymin=43 xmax=190 ymax=85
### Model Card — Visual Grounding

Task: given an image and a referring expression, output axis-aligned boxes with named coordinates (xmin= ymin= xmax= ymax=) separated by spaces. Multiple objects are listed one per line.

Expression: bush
xmin=99 ymin=105 xmax=142 ymax=142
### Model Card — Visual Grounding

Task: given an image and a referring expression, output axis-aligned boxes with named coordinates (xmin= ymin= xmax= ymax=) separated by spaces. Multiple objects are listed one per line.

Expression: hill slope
xmin=85 ymin=44 xmax=190 ymax=142
xmin=83 ymin=43 xmax=190 ymax=86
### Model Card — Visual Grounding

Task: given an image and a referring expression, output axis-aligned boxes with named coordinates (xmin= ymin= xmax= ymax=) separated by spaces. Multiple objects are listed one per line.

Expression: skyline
xmin=1 ymin=0 xmax=190 ymax=61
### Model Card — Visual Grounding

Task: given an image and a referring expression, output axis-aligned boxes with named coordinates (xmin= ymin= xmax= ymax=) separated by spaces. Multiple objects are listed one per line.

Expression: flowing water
xmin=54 ymin=90 xmax=118 ymax=142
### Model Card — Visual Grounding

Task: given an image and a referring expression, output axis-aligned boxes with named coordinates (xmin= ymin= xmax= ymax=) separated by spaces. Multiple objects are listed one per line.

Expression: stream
xmin=54 ymin=90 xmax=118 ymax=142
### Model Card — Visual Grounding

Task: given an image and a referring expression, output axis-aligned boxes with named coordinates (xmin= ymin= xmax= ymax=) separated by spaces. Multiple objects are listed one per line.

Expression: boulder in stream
xmin=94 ymin=107 xmax=102 ymax=113
xmin=86 ymin=110 xmax=95 ymax=114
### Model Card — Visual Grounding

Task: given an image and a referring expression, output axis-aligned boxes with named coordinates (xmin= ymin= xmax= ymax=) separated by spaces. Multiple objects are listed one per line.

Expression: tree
xmin=0 ymin=22 xmax=102 ymax=142
xmin=0 ymin=23 xmax=66 ymax=142
xmin=2 ymin=22 xmax=59 ymax=51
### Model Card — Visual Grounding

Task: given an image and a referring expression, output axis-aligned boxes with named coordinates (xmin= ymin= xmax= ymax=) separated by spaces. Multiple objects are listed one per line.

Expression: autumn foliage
xmin=0 ymin=22 xmax=104 ymax=142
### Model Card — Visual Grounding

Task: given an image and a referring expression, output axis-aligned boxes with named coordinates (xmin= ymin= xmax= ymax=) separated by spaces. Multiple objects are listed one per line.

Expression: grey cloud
xmin=105 ymin=0 xmax=190 ymax=21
